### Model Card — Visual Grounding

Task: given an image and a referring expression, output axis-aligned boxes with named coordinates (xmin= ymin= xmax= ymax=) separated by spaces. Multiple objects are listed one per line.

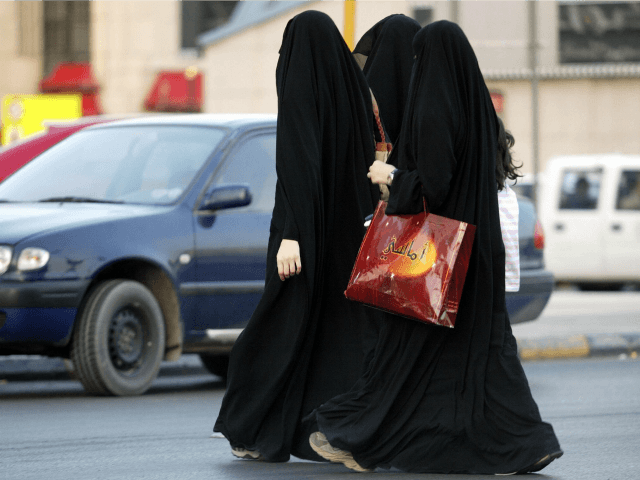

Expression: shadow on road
xmin=0 ymin=373 xmax=225 ymax=399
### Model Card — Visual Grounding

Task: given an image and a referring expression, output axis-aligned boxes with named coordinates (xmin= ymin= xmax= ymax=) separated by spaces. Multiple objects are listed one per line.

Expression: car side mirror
xmin=199 ymin=184 xmax=252 ymax=211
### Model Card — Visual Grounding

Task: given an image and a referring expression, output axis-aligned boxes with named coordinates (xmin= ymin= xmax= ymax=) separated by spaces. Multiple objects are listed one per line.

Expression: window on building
xmin=559 ymin=2 xmax=640 ymax=63
xmin=181 ymin=1 xmax=239 ymax=50
xmin=43 ymin=1 xmax=90 ymax=77
xmin=413 ymin=7 xmax=433 ymax=28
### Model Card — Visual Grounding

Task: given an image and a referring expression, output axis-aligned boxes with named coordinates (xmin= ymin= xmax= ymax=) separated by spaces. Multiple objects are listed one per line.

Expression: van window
xmin=616 ymin=170 xmax=640 ymax=211
xmin=559 ymin=168 xmax=602 ymax=210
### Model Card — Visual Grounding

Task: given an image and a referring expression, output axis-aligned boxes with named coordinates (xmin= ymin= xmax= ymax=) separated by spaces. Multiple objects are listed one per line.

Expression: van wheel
xmin=71 ymin=280 xmax=165 ymax=396
xmin=199 ymin=354 xmax=229 ymax=379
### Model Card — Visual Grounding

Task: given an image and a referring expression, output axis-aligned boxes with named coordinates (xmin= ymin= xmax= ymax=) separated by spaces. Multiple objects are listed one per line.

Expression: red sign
xmin=144 ymin=69 xmax=203 ymax=113
xmin=39 ymin=62 xmax=103 ymax=116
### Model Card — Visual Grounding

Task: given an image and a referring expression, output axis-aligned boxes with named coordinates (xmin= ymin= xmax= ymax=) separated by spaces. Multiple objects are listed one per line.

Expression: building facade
xmin=1 ymin=1 xmax=639 ymax=174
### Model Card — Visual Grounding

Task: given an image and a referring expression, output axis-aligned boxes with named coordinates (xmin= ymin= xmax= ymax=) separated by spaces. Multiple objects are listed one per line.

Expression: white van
xmin=538 ymin=154 xmax=640 ymax=289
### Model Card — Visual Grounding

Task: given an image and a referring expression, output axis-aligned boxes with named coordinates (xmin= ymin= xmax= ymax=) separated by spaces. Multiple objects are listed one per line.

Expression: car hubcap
xmin=109 ymin=308 xmax=145 ymax=372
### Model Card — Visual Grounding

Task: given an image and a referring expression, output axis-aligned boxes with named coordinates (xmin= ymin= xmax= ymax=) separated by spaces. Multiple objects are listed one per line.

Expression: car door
xmin=189 ymin=130 xmax=277 ymax=333
xmin=605 ymin=167 xmax=640 ymax=280
xmin=543 ymin=166 xmax=606 ymax=280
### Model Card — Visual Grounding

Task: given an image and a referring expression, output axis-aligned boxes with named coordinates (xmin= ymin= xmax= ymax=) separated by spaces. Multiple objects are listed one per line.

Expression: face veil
xmin=388 ymin=20 xmax=500 ymax=223
xmin=353 ymin=14 xmax=421 ymax=145
xmin=274 ymin=10 xmax=379 ymax=280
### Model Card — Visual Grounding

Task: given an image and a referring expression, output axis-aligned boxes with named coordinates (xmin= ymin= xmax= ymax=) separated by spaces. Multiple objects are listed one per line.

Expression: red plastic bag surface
xmin=345 ymin=201 xmax=476 ymax=328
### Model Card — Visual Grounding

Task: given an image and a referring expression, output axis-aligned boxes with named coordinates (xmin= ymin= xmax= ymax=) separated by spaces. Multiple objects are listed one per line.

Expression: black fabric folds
xmin=314 ymin=21 xmax=561 ymax=474
xmin=213 ymin=10 xmax=381 ymax=463
xmin=354 ymin=14 xmax=420 ymax=146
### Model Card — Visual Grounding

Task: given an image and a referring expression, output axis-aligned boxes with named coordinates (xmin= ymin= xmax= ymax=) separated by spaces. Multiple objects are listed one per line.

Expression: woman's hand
xmin=367 ymin=160 xmax=396 ymax=185
xmin=276 ymin=239 xmax=302 ymax=281
xmin=379 ymin=184 xmax=390 ymax=202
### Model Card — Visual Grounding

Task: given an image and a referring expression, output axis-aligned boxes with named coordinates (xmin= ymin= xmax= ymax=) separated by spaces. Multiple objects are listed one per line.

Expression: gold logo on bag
xmin=381 ymin=236 xmax=437 ymax=276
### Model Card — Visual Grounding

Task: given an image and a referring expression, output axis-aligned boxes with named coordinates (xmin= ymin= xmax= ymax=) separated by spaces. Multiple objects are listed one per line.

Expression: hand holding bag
xmin=345 ymin=200 xmax=475 ymax=328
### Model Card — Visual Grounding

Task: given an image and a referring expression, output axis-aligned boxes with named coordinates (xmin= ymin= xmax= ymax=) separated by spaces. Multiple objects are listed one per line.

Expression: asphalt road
xmin=512 ymin=289 xmax=640 ymax=338
xmin=1 ymin=357 xmax=639 ymax=480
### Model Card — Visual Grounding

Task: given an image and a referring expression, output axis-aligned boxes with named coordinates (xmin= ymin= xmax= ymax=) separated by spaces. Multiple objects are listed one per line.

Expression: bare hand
xmin=367 ymin=161 xmax=396 ymax=185
xmin=277 ymin=239 xmax=301 ymax=281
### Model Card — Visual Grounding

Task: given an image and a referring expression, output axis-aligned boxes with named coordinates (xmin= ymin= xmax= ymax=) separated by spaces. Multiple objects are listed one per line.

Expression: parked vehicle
xmin=538 ymin=154 xmax=640 ymax=290
xmin=0 ymin=114 xmax=552 ymax=396
xmin=0 ymin=117 xmax=117 ymax=182
xmin=508 ymin=173 xmax=542 ymax=202
xmin=506 ymin=194 xmax=553 ymax=323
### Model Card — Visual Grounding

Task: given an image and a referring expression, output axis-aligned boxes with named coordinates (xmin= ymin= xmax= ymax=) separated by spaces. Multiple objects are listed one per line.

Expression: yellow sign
xmin=1 ymin=94 xmax=82 ymax=146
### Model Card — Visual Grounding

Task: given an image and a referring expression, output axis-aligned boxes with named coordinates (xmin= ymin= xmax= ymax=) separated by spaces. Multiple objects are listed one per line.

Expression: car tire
xmin=71 ymin=279 xmax=166 ymax=396
xmin=199 ymin=354 xmax=229 ymax=379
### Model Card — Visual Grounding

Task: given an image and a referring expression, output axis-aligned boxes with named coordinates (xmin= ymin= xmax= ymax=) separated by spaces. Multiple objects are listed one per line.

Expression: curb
xmin=516 ymin=333 xmax=640 ymax=361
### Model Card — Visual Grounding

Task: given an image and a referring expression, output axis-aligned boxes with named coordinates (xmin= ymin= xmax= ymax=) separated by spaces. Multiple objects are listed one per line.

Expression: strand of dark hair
xmin=496 ymin=116 xmax=522 ymax=191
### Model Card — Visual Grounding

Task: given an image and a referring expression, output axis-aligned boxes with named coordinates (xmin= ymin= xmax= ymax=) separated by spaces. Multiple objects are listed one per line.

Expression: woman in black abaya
xmin=214 ymin=11 xmax=381 ymax=463
xmin=353 ymin=14 xmax=420 ymax=146
xmin=310 ymin=21 xmax=562 ymax=475
xmin=353 ymin=14 xmax=419 ymax=204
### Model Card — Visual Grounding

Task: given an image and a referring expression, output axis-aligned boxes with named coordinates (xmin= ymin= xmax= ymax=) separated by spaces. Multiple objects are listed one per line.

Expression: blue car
xmin=0 ymin=114 xmax=552 ymax=395
xmin=506 ymin=195 xmax=554 ymax=324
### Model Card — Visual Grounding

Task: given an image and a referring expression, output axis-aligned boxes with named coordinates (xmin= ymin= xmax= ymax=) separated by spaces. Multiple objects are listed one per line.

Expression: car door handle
xmin=611 ymin=223 xmax=622 ymax=232
xmin=554 ymin=223 xmax=564 ymax=231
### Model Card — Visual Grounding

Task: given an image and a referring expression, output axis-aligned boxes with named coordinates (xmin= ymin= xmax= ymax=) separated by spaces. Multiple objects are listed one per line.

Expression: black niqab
xmin=214 ymin=10 xmax=381 ymax=463
xmin=353 ymin=14 xmax=420 ymax=145
xmin=314 ymin=21 xmax=561 ymax=474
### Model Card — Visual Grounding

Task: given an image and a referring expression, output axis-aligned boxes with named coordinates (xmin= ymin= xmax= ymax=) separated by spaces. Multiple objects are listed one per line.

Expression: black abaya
xmin=213 ymin=11 xmax=381 ymax=463
xmin=353 ymin=14 xmax=420 ymax=146
xmin=314 ymin=21 xmax=561 ymax=474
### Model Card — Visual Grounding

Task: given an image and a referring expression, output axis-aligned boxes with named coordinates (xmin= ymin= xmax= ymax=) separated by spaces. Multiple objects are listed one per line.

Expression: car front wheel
xmin=71 ymin=279 xmax=166 ymax=396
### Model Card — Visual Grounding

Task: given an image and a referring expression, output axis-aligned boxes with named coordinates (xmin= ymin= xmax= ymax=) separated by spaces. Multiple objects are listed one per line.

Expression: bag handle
xmin=370 ymin=93 xmax=427 ymax=215
xmin=370 ymin=90 xmax=393 ymax=202
xmin=370 ymin=90 xmax=392 ymax=155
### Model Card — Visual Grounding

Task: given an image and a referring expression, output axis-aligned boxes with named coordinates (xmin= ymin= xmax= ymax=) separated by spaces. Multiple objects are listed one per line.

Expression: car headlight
xmin=17 ymin=248 xmax=50 ymax=271
xmin=0 ymin=246 xmax=12 ymax=275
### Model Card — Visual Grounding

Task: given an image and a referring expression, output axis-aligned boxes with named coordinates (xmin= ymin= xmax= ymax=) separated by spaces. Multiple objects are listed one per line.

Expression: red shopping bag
xmin=345 ymin=200 xmax=475 ymax=328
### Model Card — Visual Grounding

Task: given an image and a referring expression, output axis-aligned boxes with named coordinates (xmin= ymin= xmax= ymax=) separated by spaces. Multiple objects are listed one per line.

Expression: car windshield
xmin=0 ymin=125 xmax=225 ymax=205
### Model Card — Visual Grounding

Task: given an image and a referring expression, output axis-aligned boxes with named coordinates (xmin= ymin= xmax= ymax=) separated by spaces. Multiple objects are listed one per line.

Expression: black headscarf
xmin=387 ymin=19 xmax=500 ymax=220
xmin=274 ymin=10 xmax=379 ymax=263
xmin=353 ymin=14 xmax=420 ymax=145
xmin=215 ymin=10 xmax=380 ymax=463
xmin=314 ymin=21 xmax=561 ymax=474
